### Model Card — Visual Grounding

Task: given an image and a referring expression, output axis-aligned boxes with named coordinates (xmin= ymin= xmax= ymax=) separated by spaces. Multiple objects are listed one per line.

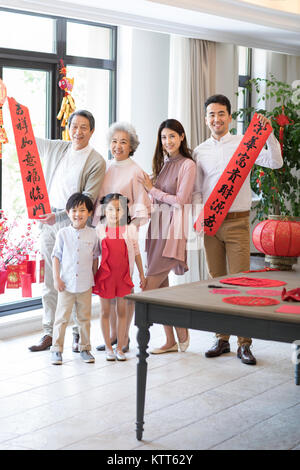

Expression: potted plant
xmin=232 ymin=76 xmax=300 ymax=269
xmin=233 ymin=75 xmax=300 ymax=220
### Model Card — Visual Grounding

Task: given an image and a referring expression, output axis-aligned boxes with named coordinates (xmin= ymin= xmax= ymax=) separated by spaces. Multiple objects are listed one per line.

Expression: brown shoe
xmin=28 ymin=335 xmax=52 ymax=352
xmin=72 ymin=333 xmax=80 ymax=353
xmin=237 ymin=344 xmax=256 ymax=365
xmin=205 ymin=339 xmax=230 ymax=358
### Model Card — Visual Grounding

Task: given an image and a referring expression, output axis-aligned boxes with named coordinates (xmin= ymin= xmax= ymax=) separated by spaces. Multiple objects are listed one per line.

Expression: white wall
xmin=117 ymin=26 xmax=170 ymax=288
xmin=117 ymin=27 xmax=170 ymax=173
xmin=252 ymin=48 xmax=300 ymax=112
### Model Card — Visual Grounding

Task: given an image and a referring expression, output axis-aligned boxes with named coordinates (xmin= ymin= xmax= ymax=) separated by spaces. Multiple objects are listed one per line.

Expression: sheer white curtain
xmin=168 ymin=36 xmax=192 ymax=142
xmin=168 ymin=36 xmax=216 ymax=285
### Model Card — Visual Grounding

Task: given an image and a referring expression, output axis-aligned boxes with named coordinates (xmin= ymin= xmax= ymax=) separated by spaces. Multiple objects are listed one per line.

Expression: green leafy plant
xmin=232 ymin=75 xmax=300 ymax=222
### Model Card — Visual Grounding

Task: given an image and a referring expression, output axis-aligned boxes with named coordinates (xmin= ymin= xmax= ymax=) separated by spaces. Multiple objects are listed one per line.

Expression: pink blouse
xmin=149 ymin=156 xmax=196 ymax=263
xmin=92 ymin=158 xmax=151 ymax=227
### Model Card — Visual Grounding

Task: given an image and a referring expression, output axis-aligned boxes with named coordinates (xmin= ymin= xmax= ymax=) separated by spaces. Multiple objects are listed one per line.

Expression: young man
xmin=50 ymin=193 xmax=99 ymax=365
xmin=29 ymin=110 xmax=105 ymax=352
xmin=193 ymin=94 xmax=283 ymax=365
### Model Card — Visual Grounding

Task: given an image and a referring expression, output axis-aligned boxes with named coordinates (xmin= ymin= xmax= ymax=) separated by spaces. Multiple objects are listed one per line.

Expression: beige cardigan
xmin=36 ymin=138 xmax=106 ymax=222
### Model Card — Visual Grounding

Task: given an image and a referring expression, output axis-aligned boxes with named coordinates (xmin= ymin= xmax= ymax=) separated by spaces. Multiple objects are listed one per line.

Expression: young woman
xmin=139 ymin=119 xmax=196 ymax=354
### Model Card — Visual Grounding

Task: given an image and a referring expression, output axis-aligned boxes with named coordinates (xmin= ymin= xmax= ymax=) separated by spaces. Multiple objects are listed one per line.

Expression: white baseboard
xmin=0 ymin=297 xmax=101 ymax=340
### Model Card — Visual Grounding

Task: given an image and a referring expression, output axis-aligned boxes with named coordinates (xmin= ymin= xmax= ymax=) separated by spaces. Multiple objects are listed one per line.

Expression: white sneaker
xmin=51 ymin=351 xmax=62 ymax=365
xmin=80 ymin=350 xmax=95 ymax=363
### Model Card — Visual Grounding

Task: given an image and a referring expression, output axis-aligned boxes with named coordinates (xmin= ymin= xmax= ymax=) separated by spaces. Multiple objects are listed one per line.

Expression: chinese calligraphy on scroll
xmin=194 ymin=113 xmax=272 ymax=236
xmin=8 ymin=97 xmax=51 ymax=219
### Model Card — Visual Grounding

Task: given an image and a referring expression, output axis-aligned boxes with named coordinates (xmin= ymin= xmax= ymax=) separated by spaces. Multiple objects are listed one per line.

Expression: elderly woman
xmin=93 ymin=121 xmax=151 ymax=353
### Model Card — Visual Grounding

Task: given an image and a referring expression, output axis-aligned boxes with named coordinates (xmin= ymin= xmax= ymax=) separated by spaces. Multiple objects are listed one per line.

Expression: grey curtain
xmin=190 ymin=39 xmax=216 ymax=148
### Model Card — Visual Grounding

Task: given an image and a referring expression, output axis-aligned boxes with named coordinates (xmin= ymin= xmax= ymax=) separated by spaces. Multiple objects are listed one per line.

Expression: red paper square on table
xmin=220 ymin=277 xmax=286 ymax=287
xmin=246 ymin=289 xmax=282 ymax=296
xmin=276 ymin=305 xmax=300 ymax=315
xmin=222 ymin=296 xmax=280 ymax=306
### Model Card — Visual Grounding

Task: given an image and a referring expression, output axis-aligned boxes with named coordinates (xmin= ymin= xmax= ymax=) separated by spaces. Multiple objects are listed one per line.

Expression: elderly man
xmin=29 ymin=110 xmax=106 ymax=352
xmin=193 ymin=94 xmax=283 ymax=365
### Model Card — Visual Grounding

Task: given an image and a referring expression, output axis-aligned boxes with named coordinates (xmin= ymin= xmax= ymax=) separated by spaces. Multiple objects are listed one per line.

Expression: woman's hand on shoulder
xmin=138 ymin=172 xmax=153 ymax=192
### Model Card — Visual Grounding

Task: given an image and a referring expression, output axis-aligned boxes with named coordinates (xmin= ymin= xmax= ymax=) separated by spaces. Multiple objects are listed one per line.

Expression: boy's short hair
xmin=204 ymin=94 xmax=231 ymax=115
xmin=66 ymin=192 xmax=94 ymax=213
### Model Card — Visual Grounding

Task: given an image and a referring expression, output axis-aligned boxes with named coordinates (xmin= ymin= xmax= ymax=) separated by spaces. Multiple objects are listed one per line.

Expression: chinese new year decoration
xmin=0 ymin=210 xmax=43 ymax=296
xmin=252 ymin=217 xmax=300 ymax=270
xmin=194 ymin=113 xmax=272 ymax=236
xmin=272 ymin=105 xmax=294 ymax=156
xmin=8 ymin=97 xmax=51 ymax=220
xmin=57 ymin=60 xmax=76 ymax=141
xmin=0 ymin=78 xmax=8 ymax=159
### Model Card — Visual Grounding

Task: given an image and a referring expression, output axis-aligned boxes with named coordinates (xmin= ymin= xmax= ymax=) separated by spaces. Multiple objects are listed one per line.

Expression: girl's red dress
xmin=93 ymin=226 xmax=134 ymax=299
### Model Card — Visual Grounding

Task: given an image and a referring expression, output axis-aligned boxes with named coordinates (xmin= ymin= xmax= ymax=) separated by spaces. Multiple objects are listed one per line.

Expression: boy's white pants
xmin=51 ymin=288 xmax=92 ymax=352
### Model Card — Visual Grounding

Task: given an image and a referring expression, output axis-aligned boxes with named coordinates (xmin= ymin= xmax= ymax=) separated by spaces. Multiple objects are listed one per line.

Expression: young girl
xmin=139 ymin=119 xmax=196 ymax=354
xmin=93 ymin=193 xmax=146 ymax=361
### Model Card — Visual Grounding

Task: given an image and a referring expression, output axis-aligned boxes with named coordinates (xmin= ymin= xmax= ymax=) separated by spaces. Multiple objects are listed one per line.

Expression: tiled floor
xmin=0 ymin=316 xmax=300 ymax=450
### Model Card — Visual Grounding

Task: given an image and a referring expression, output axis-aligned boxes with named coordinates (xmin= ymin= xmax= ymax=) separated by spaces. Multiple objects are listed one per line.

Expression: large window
xmin=0 ymin=8 xmax=117 ymax=316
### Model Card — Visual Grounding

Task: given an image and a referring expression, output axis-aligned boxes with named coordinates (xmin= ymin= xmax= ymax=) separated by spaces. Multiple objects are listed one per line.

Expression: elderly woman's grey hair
xmin=107 ymin=121 xmax=140 ymax=156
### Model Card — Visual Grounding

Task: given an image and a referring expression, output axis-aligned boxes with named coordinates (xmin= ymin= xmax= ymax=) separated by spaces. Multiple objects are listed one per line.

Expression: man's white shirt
xmin=192 ymin=132 xmax=283 ymax=212
xmin=49 ymin=144 xmax=92 ymax=209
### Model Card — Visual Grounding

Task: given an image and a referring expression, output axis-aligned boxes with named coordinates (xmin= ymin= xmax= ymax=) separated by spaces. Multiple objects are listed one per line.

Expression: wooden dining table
xmin=128 ymin=264 xmax=300 ymax=441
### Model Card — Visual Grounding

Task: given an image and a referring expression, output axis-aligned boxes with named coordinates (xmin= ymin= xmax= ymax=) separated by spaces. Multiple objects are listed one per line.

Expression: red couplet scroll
xmin=7 ymin=97 xmax=51 ymax=219
xmin=194 ymin=113 xmax=272 ymax=236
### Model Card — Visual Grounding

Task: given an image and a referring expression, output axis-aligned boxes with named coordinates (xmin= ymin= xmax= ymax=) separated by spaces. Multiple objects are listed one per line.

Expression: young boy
xmin=50 ymin=192 xmax=99 ymax=365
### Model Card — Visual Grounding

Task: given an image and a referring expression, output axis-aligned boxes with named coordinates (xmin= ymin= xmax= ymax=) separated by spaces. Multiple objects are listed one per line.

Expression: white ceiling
xmin=2 ymin=0 xmax=300 ymax=55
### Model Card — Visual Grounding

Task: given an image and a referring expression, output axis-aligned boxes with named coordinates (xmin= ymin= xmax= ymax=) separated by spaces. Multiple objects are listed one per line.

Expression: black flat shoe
xmin=96 ymin=338 xmax=117 ymax=351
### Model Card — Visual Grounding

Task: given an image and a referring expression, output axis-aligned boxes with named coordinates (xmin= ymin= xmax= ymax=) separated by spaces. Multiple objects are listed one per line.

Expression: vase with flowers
xmin=0 ymin=210 xmax=39 ymax=292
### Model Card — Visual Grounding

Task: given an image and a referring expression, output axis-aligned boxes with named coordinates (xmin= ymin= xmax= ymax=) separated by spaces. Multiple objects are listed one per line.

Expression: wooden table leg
xmin=136 ymin=325 xmax=150 ymax=440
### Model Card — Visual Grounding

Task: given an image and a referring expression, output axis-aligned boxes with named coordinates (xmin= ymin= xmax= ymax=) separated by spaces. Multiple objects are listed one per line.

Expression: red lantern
xmin=253 ymin=218 xmax=300 ymax=269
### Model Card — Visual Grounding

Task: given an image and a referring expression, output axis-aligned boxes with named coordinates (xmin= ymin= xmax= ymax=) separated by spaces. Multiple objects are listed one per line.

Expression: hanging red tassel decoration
xmin=57 ymin=60 xmax=76 ymax=141
xmin=273 ymin=106 xmax=293 ymax=157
